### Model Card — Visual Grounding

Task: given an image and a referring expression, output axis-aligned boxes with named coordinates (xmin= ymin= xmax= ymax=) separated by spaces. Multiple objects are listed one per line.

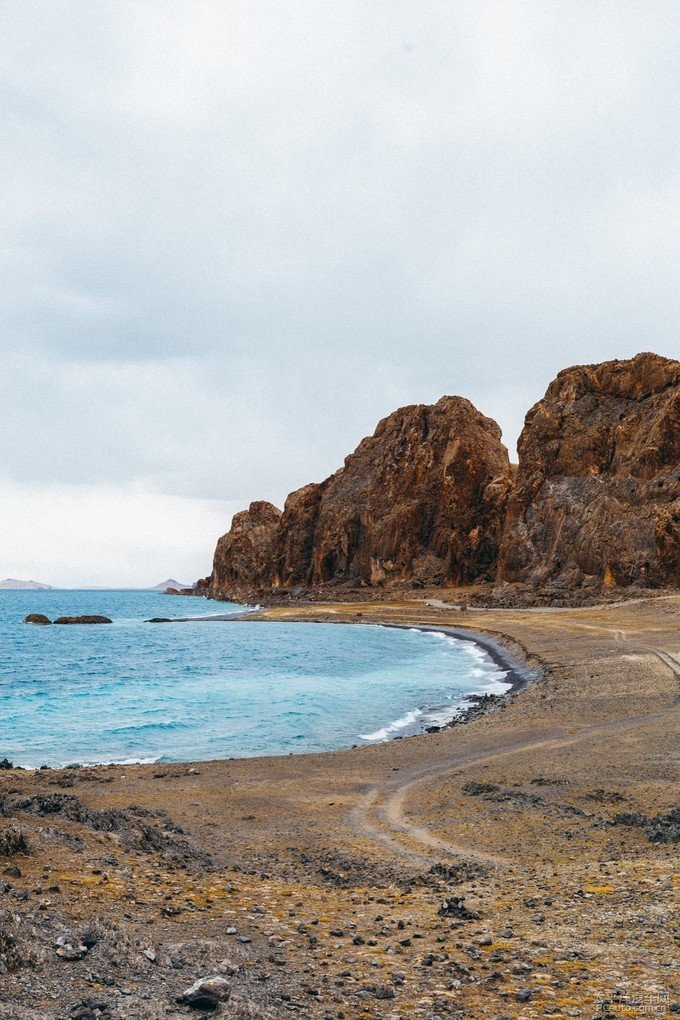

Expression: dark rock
xmin=209 ymin=501 xmax=283 ymax=594
xmin=53 ymin=616 xmax=113 ymax=625
xmin=0 ymin=826 xmax=29 ymax=857
xmin=462 ymin=781 xmax=501 ymax=797
xmin=23 ymin=613 xmax=52 ymax=625
xmin=0 ymin=759 xmax=13 ymax=771
xmin=438 ymin=896 xmax=480 ymax=920
xmin=647 ymin=806 xmax=680 ymax=843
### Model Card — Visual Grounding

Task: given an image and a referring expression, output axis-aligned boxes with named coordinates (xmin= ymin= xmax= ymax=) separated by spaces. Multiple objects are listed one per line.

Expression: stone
xmin=180 ymin=975 xmax=231 ymax=1009
xmin=23 ymin=613 xmax=52 ymax=625
xmin=55 ymin=936 xmax=88 ymax=960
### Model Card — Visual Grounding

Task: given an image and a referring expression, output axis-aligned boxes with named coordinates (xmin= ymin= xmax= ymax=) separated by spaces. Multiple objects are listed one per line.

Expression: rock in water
xmin=180 ymin=975 xmax=231 ymax=1009
xmin=208 ymin=396 xmax=513 ymax=597
xmin=23 ymin=614 xmax=52 ymax=625
xmin=499 ymin=352 xmax=680 ymax=589
xmin=53 ymin=616 xmax=113 ymax=625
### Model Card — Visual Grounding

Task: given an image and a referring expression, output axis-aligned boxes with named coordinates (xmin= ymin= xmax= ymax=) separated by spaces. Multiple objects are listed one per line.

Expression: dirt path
xmin=352 ymin=708 xmax=678 ymax=866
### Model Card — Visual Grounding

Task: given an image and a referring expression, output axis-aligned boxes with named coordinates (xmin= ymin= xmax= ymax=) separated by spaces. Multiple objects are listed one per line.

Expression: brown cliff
xmin=210 ymin=501 xmax=282 ymax=594
xmin=498 ymin=352 xmax=680 ymax=589
xmin=208 ymin=397 xmax=513 ymax=598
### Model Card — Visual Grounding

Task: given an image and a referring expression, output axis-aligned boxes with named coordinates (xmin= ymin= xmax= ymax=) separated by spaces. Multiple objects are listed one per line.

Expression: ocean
xmin=0 ymin=590 xmax=510 ymax=768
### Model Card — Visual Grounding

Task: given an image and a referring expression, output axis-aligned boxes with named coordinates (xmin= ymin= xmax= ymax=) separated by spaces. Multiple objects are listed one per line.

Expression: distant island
xmin=0 ymin=578 xmax=53 ymax=590
xmin=150 ymin=579 xmax=192 ymax=591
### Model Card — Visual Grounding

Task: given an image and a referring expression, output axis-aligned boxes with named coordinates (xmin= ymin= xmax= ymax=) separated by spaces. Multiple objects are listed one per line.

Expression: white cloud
xmin=0 ymin=1 xmax=679 ymax=582
xmin=0 ymin=479 xmax=236 ymax=588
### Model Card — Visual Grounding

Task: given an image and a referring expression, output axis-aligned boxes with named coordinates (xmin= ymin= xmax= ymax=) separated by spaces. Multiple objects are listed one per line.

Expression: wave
xmin=359 ymin=707 xmax=423 ymax=741
xmin=107 ymin=719 xmax=188 ymax=735
xmin=15 ymin=755 xmax=160 ymax=770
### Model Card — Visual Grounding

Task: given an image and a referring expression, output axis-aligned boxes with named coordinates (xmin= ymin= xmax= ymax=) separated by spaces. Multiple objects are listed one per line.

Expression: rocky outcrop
xmin=210 ymin=500 xmax=282 ymax=595
xmin=53 ymin=616 xmax=113 ymax=625
xmin=208 ymin=397 xmax=513 ymax=598
xmin=498 ymin=352 xmax=680 ymax=589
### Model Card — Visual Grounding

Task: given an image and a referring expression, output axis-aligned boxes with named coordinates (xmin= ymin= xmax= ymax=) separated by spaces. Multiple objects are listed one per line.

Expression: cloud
xmin=0 ymin=479 xmax=236 ymax=588
xmin=1 ymin=2 xmax=679 ymax=582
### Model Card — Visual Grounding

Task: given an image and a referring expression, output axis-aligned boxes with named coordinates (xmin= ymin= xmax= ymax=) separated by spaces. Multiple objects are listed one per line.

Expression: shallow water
xmin=0 ymin=590 xmax=510 ymax=767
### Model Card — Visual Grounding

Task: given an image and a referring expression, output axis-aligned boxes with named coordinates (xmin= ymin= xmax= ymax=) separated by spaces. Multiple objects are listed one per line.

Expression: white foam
xmin=365 ymin=627 xmax=513 ymax=743
xmin=359 ymin=707 xmax=423 ymax=742
xmin=17 ymin=755 xmax=161 ymax=770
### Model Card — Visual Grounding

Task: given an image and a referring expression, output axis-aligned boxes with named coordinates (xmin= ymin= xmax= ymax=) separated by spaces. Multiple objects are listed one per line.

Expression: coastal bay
xmin=1 ymin=594 xmax=677 ymax=1018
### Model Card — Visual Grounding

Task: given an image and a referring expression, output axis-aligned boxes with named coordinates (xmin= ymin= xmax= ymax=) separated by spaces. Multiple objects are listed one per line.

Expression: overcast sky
xmin=2 ymin=1 xmax=679 ymax=586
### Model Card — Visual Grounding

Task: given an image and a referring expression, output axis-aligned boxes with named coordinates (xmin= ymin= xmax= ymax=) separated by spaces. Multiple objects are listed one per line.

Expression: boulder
xmin=23 ymin=614 xmax=52 ymax=625
xmin=499 ymin=352 xmax=680 ymax=588
xmin=180 ymin=975 xmax=231 ymax=1010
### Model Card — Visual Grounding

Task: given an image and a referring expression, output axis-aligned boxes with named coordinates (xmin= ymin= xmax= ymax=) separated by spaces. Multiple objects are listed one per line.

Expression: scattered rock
xmin=23 ymin=613 xmax=52 ymax=625
xmin=55 ymin=935 xmax=88 ymax=961
xmin=647 ymin=806 xmax=680 ymax=843
xmin=0 ymin=826 xmax=29 ymax=857
xmin=438 ymin=896 xmax=480 ymax=920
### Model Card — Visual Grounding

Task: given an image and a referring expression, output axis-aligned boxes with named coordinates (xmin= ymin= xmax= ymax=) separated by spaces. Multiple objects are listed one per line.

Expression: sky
xmin=2 ymin=1 xmax=679 ymax=587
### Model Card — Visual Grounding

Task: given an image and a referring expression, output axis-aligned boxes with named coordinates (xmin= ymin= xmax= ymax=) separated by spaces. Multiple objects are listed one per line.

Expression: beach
xmin=0 ymin=593 xmax=678 ymax=1018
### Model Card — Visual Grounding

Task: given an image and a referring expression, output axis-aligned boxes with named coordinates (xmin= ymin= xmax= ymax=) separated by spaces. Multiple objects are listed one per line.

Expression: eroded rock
xmin=208 ymin=396 xmax=513 ymax=596
xmin=499 ymin=352 xmax=680 ymax=589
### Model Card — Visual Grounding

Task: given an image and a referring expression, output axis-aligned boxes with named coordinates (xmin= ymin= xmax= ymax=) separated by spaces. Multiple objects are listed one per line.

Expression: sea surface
xmin=0 ymin=590 xmax=511 ymax=768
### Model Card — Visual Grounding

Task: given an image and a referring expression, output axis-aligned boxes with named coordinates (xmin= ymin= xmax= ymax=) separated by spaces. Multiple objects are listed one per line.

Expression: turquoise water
xmin=0 ymin=590 xmax=510 ymax=768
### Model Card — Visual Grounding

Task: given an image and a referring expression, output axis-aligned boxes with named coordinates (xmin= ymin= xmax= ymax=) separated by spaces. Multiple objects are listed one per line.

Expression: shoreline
xmin=1 ymin=594 xmax=677 ymax=1018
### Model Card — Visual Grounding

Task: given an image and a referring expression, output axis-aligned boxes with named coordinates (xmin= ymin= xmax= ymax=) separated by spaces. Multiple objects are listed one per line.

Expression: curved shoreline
xmin=7 ymin=613 xmax=539 ymax=769
xmin=385 ymin=622 xmax=537 ymax=696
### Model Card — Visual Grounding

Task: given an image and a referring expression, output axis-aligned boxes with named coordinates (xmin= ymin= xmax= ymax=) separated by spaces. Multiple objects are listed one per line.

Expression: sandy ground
xmin=0 ymin=595 xmax=678 ymax=1019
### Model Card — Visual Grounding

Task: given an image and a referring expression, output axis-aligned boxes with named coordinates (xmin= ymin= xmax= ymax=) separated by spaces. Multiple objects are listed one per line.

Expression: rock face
xmin=210 ymin=501 xmax=282 ymax=595
xmin=498 ymin=352 xmax=680 ymax=589
xmin=208 ymin=397 xmax=513 ymax=597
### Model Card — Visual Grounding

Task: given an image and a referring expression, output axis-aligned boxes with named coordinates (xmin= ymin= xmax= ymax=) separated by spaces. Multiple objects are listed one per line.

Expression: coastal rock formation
xmin=208 ymin=397 xmax=513 ymax=597
xmin=498 ymin=352 xmax=680 ymax=589
xmin=23 ymin=614 xmax=52 ymax=625
xmin=210 ymin=501 xmax=282 ymax=594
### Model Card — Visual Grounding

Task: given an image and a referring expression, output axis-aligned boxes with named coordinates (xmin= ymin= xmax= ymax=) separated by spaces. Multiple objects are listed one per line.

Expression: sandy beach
xmin=1 ymin=594 xmax=678 ymax=1019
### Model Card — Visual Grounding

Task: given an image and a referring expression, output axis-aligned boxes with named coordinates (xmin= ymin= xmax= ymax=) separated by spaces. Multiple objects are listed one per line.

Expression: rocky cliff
xmin=205 ymin=352 xmax=679 ymax=600
xmin=209 ymin=501 xmax=282 ymax=594
xmin=498 ymin=352 xmax=680 ymax=589
xmin=208 ymin=396 xmax=513 ymax=598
